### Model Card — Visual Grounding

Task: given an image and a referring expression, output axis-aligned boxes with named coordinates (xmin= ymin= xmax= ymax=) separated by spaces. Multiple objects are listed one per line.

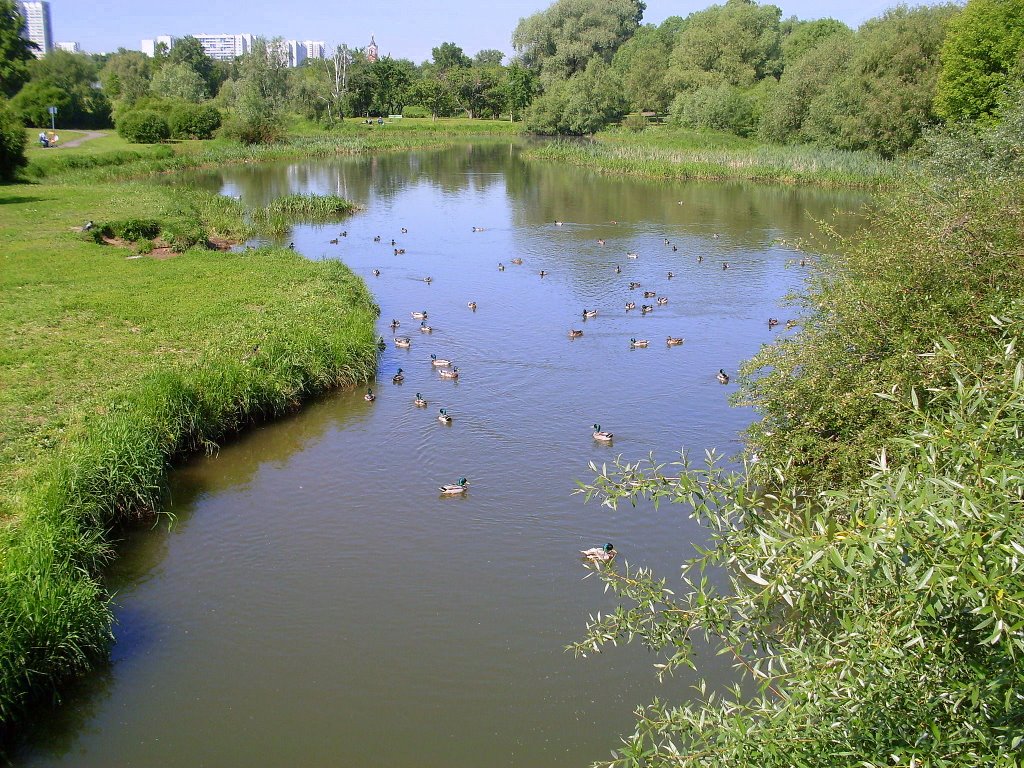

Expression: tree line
xmin=1 ymin=0 xmax=1023 ymax=169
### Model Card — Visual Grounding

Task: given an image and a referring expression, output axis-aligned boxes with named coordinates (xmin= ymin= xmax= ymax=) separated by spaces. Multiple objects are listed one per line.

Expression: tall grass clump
xmin=0 ymin=249 xmax=379 ymax=732
xmin=524 ymin=136 xmax=899 ymax=188
xmin=264 ymin=193 xmax=356 ymax=219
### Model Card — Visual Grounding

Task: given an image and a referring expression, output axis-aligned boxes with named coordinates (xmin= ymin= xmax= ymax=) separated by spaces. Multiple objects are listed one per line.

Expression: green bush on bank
xmin=0 ymin=98 xmax=27 ymax=182
xmin=168 ymin=103 xmax=222 ymax=140
xmin=117 ymin=110 xmax=171 ymax=144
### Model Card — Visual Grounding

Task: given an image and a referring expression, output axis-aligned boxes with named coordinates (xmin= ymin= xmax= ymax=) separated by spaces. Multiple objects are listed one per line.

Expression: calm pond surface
xmin=15 ymin=143 xmax=869 ymax=767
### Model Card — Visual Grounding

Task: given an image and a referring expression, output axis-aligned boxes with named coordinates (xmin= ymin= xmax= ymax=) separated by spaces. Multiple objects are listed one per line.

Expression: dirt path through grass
xmin=55 ymin=130 xmax=108 ymax=149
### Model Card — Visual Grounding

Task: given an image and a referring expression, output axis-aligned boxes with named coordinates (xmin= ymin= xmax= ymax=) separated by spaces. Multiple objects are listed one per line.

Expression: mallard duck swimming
xmin=717 ymin=369 xmax=730 ymax=384
xmin=643 ymin=291 xmax=656 ymax=298
xmin=626 ymin=252 xmax=639 ymax=259
xmin=472 ymin=226 xmax=486 ymax=232
xmin=667 ymin=271 xmax=674 ymax=279
xmin=592 ymin=424 xmax=613 ymax=442
xmin=786 ymin=319 xmax=798 ymax=329
xmin=467 ymin=301 xmax=477 ymax=310
xmin=597 ymin=239 xmax=605 ymax=245
xmin=401 ymin=227 xmax=408 ymax=234
xmin=329 ymin=238 xmax=339 ymax=244
xmin=628 ymin=281 xmax=641 ymax=290
xmin=568 ymin=329 xmax=584 ymax=338
xmin=439 ymin=366 xmax=459 ymax=379
xmin=768 ymin=317 xmax=779 ymax=328
xmin=582 ymin=309 xmax=597 ymax=319
xmin=657 ymin=296 xmax=668 ymax=305
xmin=431 ymin=354 xmax=452 ymax=367
xmin=394 ymin=336 xmax=412 ymax=348
xmin=419 ymin=321 xmax=433 ymax=333
xmin=615 ymin=265 xmax=621 ymax=274
xmin=373 ymin=269 xmax=381 ymax=277
xmin=697 ymin=255 xmax=703 ymax=263
xmin=392 ymin=368 xmax=405 ymax=384
xmin=438 ymin=408 xmax=453 ymax=425
xmin=722 ymin=262 xmax=729 ymax=270
xmin=630 ymin=338 xmax=649 ymax=348
xmin=377 ymin=337 xmax=387 ymax=351
xmin=640 ymin=305 xmax=653 ymax=314
xmin=511 ymin=258 xmax=523 ymax=265
xmin=374 ymin=235 xmax=381 ymax=242
xmin=414 ymin=393 xmax=428 ymax=407
xmin=390 ymin=319 xmax=400 ymax=329
xmin=439 ymin=477 xmax=468 ymax=495
xmin=666 ymin=336 xmax=684 ymax=346
xmin=364 ymin=388 xmax=376 ymax=402
xmin=498 ymin=262 xmax=505 ymax=271
xmin=581 ymin=543 xmax=617 ymax=563
xmin=423 ymin=276 xmax=433 ymax=283
xmin=411 ymin=311 xmax=428 ymax=319
xmin=539 ymin=270 xmax=548 ymax=277
xmin=625 ymin=301 xmax=636 ymax=311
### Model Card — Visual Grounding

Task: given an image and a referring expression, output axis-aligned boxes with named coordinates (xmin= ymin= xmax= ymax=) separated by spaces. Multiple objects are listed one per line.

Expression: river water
xmin=15 ymin=143 xmax=868 ymax=767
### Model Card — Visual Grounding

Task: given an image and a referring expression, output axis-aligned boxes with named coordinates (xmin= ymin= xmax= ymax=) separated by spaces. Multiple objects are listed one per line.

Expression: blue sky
xmin=55 ymin=0 xmax=903 ymax=62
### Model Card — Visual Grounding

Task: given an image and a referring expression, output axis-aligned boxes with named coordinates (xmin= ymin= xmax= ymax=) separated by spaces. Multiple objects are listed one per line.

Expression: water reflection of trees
xmin=505 ymin=159 xmax=868 ymax=249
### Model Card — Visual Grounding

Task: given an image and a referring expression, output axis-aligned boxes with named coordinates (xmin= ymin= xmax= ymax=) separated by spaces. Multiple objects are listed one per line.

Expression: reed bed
xmin=524 ymin=138 xmax=901 ymax=188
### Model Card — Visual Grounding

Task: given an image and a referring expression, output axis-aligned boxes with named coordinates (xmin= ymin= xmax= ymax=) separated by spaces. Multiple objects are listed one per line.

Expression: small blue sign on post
xmin=47 ymin=105 xmax=57 ymax=130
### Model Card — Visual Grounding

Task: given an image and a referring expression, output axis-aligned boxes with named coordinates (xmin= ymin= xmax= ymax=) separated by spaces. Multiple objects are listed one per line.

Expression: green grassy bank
xmin=523 ymin=126 xmax=900 ymax=188
xmin=0 ymin=145 xmax=380 ymax=729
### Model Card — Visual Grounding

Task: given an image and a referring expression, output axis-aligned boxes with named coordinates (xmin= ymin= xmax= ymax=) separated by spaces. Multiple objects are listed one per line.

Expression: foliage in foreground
xmin=575 ymin=321 xmax=1024 ymax=766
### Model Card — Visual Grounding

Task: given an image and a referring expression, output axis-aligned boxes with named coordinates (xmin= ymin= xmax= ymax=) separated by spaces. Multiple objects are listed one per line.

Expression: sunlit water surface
xmin=15 ymin=143 xmax=869 ymax=767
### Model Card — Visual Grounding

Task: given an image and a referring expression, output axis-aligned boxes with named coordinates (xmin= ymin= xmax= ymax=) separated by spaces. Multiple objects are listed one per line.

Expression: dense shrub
xmin=168 ymin=103 xmax=221 ymax=140
xmin=117 ymin=110 xmax=170 ymax=144
xmin=669 ymin=84 xmax=757 ymax=137
xmin=0 ymin=97 xmax=27 ymax=182
xmin=91 ymin=218 xmax=161 ymax=243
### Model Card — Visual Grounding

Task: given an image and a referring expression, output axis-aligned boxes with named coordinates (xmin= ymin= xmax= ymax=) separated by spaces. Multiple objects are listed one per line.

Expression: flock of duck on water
xmin=339 ymin=220 xmax=800 ymax=560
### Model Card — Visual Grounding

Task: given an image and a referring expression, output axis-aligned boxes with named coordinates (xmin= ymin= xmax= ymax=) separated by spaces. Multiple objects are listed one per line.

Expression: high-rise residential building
xmin=140 ymin=35 xmax=176 ymax=57
xmin=194 ymin=33 xmax=252 ymax=61
xmin=18 ymin=1 xmax=53 ymax=57
xmin=55 ymin=41 xmax=79 ymax=53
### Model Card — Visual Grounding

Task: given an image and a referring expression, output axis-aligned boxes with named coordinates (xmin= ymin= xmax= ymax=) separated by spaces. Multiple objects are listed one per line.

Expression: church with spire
xmin=366 ymin=35 xmax=378 ymax=62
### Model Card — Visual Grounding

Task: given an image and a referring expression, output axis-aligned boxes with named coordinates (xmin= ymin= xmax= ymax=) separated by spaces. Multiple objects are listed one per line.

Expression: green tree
xmin=525 ymin=58 xmax=626 ymax=134
xmin=117 ymin=109 xmax=170 ymax=143
xmin=99 ymin=50 xmax=152 ymax=107
xmin=431 ymin=41 xmax=471 ymax=71
xmin=512 ymin=0 xmax=645 ymax=85
xmin=150 ymin=62 xmax=208 ymax=102
xmin=610 ymin=24 xmax=674 ymax=113
xmin=806 ymin=4 xmax=958 ymax=156
xmin=0 ymin=0 xmax=35 ymax=97
xmin=167 ymin=35 xmax=216 ymax=96
xmin=368 ymin=56 xmax=414 ymax=116
xmin=935 ymin=0 xmax=1024 ymax=122
xmin=222 ymin=37 xmax=289 ymax=143
xmin=409 ymin=74 xmax=458 ymax=119
xmin=0 ymin=95 xmax=26 ymax=181
xmin=780 ymin=17 xmax=851 ymax=66
xmin=504 ymin=62 xmax=537 ymax=121
xmin=666 ymin=0 xmax=784 ymax=91
xmin=473 ymin=49 xmax=505 ymax=67
xmin=23 ymin=49 xmax=111 ymax=127
xmin=759 ymin=27 xmax=854 ymax=143
xmin=10 ymin=81 xmax=67 ymax=127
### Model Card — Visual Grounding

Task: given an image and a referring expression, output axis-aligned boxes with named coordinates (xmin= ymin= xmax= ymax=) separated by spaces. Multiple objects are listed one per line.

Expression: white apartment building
xmin=194 ymin=33 xmax=253 ymax=61
xmin=18 ymin=1 xmax=53 ymax=57
xmin=140 ymin=35 xmax=176 ymax=57
xmin=55 ymin=41 xmax=79 ymax=53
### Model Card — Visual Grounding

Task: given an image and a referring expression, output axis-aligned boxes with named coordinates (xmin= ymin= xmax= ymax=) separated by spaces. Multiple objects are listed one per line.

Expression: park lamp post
xmin=48 ymin=106 xmax=57 ymax=131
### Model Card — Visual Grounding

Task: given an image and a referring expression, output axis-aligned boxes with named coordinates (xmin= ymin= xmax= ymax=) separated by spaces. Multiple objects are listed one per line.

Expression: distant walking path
xmin=58 ymin=130 xmax=108 ymax=149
